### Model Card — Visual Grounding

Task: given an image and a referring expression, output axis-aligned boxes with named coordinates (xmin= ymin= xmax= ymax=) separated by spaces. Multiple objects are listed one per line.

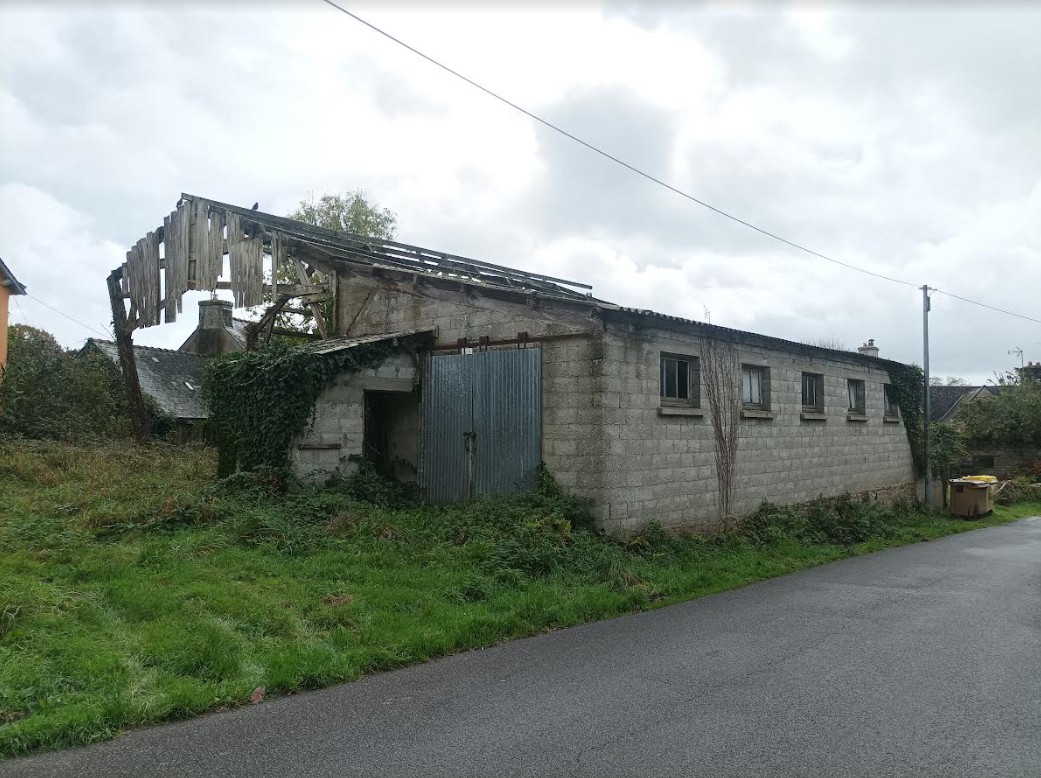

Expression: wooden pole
xmin=107 ymin=271 xmax=149 ymax=442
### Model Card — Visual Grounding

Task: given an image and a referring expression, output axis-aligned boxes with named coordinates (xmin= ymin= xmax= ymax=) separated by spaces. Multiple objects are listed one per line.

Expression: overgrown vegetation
xmin=959 ymin=377 xmax=1041 ymax=449
xmin=0 ymin=326 xmax=132 ymax=441
xmin=930 ymin=421 xmax=968 ymax=487
xmin=202 ymin=341 xmax=398 ymax=475
xmin=2 ymin=438 xmax=1038 ymax=758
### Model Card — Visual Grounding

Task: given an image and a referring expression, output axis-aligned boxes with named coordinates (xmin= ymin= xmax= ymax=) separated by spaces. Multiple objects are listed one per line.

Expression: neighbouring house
xmin=929 ymin=385 xmax=996 ymax=424
xmin=86 ymin=299 xmax=250 ymax=427
xmin=113 ymin=196 xmax=918 ymax=533
xmin=932 ymin=367 xmax=1041 ymax=476
xmin=0 ymin=257 xmax=28 ymax=368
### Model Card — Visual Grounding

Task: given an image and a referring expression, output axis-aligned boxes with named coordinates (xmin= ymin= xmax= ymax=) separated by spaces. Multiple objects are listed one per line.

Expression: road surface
xmin=4 ymin=518 xmax=1040 ymax=777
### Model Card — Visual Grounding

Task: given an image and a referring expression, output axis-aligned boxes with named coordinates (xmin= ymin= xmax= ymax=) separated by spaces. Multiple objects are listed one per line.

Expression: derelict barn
xmin=113 ymin=195 xmax=915 ymax=533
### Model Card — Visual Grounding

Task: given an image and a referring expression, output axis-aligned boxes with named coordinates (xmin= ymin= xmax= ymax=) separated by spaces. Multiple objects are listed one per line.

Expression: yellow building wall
xmin=0 ymin=284 xmax=10 ymax=368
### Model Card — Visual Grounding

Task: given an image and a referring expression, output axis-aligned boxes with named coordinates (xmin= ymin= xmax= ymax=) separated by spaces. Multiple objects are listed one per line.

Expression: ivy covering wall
xmin=203 ymin=341 xmax=396 ymax=476
xmin=884 ymin=362 xmax=925 ymax=474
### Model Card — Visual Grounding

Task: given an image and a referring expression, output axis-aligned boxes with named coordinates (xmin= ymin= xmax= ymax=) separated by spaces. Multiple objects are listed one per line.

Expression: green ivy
xmin=203 ymin=341 xmax=396 ymax=476
xmin=884 ymin=362 xmax=925 ymax=474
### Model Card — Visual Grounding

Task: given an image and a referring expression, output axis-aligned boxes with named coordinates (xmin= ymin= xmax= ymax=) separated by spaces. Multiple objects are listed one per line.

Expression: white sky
xmin=1 ymin=1 xmax=1039 ymax=383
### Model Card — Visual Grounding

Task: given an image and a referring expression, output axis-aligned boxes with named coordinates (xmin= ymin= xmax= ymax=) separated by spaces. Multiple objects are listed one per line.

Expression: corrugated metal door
xmin=472 ymin=349 xmax=541 ymax=497
xmin=419 ymin=348 xmax=541 ymax=502
xmin=419 ymin=353 xmax=474 ymax=503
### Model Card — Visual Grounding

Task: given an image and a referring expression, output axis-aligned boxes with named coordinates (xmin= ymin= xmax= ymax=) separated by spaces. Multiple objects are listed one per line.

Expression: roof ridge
xmin=90 ymin=338 xmax=206 ymax=357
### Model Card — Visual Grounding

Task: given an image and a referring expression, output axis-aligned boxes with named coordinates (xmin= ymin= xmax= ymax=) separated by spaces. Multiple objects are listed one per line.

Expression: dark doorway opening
xmin=363 ymin=390 xmax=420 ymax=483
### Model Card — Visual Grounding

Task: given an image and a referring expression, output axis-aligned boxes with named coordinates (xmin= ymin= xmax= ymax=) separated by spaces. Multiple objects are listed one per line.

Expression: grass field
xmin=1 ymin=438 xmax=1037 ymax=758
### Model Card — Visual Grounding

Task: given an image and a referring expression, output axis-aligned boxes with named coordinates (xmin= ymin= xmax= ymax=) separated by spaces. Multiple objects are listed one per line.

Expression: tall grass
xmin=1 ymin=438 xmax=1036 ymax=758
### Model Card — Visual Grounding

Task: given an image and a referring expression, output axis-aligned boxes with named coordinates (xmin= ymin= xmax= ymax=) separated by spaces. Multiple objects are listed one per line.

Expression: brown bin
xmin=948 ymin=479 xmax=995 ymax=518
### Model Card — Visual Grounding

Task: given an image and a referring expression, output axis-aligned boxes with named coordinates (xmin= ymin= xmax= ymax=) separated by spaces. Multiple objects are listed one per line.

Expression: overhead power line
xmin=319 ymin=0 xmax=1039 ymax=326
xmin=27 ymin=294 xmax=111 ymax=340
xmin=13 ymin=297 xmax=31 ymax=327
xmin=932 ymin=289 xmax=1041 ymax=326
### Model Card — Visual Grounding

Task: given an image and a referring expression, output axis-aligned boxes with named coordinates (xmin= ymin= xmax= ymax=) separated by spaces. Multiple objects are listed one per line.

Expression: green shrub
xmin=328 ymin=456 xmax=416 ymax=508
xmin=0 ymin=326 xmax=131 ymax=442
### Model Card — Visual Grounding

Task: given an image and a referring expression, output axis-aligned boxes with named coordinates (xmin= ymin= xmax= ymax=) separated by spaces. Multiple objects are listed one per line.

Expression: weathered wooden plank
xmin=125 ymin=248 xmax=142 ymax=326
xmin=165 ymin=207 xmax=189 ymax=314
xmin=226 ymin=211 xmax=263 ymax=308
xmin=197 ymin=206 xmax=224 ymax=290
xmin=177 ymin=203 xmax=192 ymax=294
xmin=227 ymin=211 xmax=242 ymax=306
xmin=243 ymin=230 xmax=264 ymax=308
xmin=134 ymin=237 xmax=154 ymax=327
xmin=163 ymin=214 xmax=177 ymax=323
xmin=191 ymin=198 xmax=207 ymax=283
xmin=142 ymin=230 xmax=161 ymax=327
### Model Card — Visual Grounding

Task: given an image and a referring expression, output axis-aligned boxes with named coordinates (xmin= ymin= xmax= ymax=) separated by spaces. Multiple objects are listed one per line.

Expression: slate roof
xmin=88 ymin=340 xmax=209 ymax=420
xmin=230 ymin=318 xmax=251 ymax=349
xmin=929 ymin=385 xmax=994 ymax=422
xmin=0 ymin=257 xmax=27 ymax=295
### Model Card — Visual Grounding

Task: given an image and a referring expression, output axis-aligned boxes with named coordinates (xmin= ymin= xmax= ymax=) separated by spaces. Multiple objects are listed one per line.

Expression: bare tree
xmin=702 ymin=335 xmax=742 ymax=522
xmin=806 ymin=337 xmax=849 ymax=351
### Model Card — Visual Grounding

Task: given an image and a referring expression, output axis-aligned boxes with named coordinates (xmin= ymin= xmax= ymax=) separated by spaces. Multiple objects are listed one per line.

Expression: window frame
xmin=741 ymin=364 xmax=770 ymax=410
xmin=801 ymin=372 xmax=824 ymax=412
xmin=883 ymin=384 xmax=900 ymax=418
xmin=659 ymin=352 xmax=700 ymax=407
xmin=847 ymin=378 xmax=867 ymax=415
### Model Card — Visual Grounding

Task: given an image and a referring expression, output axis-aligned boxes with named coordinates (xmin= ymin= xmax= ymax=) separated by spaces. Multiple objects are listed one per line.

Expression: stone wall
xmin=960 ymin=447 xmax=1041 ymax=478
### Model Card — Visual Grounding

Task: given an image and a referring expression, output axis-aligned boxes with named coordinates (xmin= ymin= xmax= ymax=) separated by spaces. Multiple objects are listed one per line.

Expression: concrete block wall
xmin=334 ymin=278 xmax=606 ymax=504
xmin=291 ymin=352 xmax=417 ymax=483
xmin=596 ymin=321 xmax=915 ymax=534
xmin=330 ymin=277 xmax=915 ymax=533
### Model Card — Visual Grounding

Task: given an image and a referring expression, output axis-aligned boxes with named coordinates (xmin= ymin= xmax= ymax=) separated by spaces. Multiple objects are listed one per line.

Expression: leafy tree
xmin=958 ymin=378 xmax=1041 ymax=449
xmin=0 ymin=325 xmax=131 ymax=440
xmin=930 ymin=421 xmax=967 ymax=503
xmin=291 ymin=190 xmax=397 ymax=238
xmin=259 ymin=190 xmax=398 ymax=336
xmin=929 ymin=376 xmax=969 ymax=386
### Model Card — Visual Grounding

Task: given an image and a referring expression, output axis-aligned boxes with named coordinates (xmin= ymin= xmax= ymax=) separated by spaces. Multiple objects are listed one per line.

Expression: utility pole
xmin=922 ymin=285 xmax=931 ymax=508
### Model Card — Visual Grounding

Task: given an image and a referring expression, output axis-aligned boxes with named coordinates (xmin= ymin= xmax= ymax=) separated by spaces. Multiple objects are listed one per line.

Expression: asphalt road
xmin=4 ymin=518 xmax=1040 ymax=778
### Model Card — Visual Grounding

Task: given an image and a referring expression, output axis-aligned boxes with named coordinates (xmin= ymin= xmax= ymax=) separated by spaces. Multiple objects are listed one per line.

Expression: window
xmin=847 ymin=378 xmax=866 ymax=414
xmin=660 ymin=353 xmax=700 ymax=406
xmin=883 ymin=384 xmax=900 ymax=417
xmin=742 ymin=365 xmax=769 ymax=408
xmin=801 ymin=373 xmax=824 ymax=411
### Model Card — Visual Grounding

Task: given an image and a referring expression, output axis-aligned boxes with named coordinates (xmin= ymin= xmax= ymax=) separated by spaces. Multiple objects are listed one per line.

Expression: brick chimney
xmin=857 ymin=339 xmax=880 ymax=358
